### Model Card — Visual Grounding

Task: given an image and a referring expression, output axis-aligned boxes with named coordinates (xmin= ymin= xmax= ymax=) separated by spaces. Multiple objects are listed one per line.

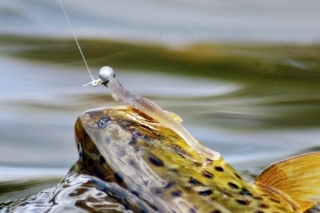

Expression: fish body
xmin=75 ymin=106 xmax=320 ymax=213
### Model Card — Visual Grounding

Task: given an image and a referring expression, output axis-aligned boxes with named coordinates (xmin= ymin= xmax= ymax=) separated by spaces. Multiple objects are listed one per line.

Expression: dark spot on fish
xmin=78 ymin=151 xmax=82 ymax=158
xmin=259 ymin=203 xmax=269 ymax=208
xmin=239 ymin=188 xmax=252 ymax=196
xmin=189 ymin=178 xmax=202 ymax=185
xmin=135 ymin=146 xmax=141 ymax=152
xmin=255 ymin=211 xmax=264 ymax=213
xmin=269 ymin=198 xmax=280 ymax=203
xmin=129 ymin=160 xmax=135 ymax=166
xmin=199 ymin=189 xmax=213 ymax=196
xmin=99 ymin=156 xmax=106 ymax=164
xmin=130 ymin=190 xmax=139 ymax=197
xmin=96 ymin=192 xmax=103 ymax=196
xmin=211 ymin=210 xmax=221 ymax=213
xmin=215 ymin=166 xmax=224 ymax=172
xmin=164 ymin=182 xmax=174 ymax=189
xmin=88 ymin=158 xmax=93 ymax=166
xmin=153 ymin=188 xmax=162 ymax=194
xmin=98 ymin=117 xmax=109 ymax=128
xmin=253 ymin=196 xmax=263 ymax=200
xmin=189 ymin=207 xmax=197 ymax=213
xmin=69 ymin=192 xmax=77 ymax=197
xmin=234 ymin=173 xmax=242 ymax=180
xmin=171 ymin=190 xmax=182 ymax=197
xmin=114 ymin=173 xmax=123 ymax=184
xmin=236 ymin=199 xmax=251 ymax=205
xmin=202 ymin=170 xmax=214 ymax=178
xmin=105 ymin=137 xmax=110 ymax=143
xmin=228 ymin=182 xmax=239 ymax=189
xmin=149 ymin=154 xmax=164 ymax=167
xmin=128 ymin=137 xmax=136 ymax=145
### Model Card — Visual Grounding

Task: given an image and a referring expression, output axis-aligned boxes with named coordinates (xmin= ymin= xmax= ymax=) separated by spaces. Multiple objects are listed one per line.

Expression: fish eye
xmin=98 ymin=117 xmax=109 ymax=128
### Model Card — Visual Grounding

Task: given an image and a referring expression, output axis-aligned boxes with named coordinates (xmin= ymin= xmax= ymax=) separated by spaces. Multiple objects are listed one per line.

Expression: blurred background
xmin=1 ymin=0 xmax=320 ymax=208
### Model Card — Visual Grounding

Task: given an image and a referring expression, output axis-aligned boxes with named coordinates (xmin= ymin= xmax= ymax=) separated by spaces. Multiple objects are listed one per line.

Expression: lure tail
xmin=254 ymin=152 xmax=320 ymax=211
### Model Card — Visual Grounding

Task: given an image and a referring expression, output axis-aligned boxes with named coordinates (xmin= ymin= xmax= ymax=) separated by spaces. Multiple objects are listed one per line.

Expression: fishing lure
xmin=92 ymin=66 xmax=221 ymax=163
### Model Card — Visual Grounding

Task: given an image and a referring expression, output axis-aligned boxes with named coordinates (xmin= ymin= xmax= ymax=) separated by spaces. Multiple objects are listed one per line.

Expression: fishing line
xmin=58 ymin=0 xmax=95 ymax=83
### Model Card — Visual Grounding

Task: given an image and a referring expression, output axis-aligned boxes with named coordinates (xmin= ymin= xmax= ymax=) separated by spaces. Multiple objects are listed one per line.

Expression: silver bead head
xmin=99 ymin=66 xmax=116 ymax=83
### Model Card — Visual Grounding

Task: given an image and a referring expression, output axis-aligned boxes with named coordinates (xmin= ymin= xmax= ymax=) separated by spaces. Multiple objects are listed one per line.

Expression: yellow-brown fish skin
xmin=75 ymin=106 xmax=320 ymax=213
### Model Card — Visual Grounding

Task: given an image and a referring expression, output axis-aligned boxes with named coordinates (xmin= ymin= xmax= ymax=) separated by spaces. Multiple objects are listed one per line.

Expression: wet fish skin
xmin=76 ymin=106 xmax=320 ymax=213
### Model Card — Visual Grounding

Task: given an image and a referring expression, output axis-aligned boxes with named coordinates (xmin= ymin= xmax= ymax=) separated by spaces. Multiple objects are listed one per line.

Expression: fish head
xmin=74 ymin=106 xmax=205 ymax=182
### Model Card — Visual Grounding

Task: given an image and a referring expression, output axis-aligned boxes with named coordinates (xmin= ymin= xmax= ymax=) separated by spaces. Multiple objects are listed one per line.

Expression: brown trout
xmin=75 ymin=106 xmax=320 ymax=213
xmin=73 ymin=67 xmax=320 ymax=212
